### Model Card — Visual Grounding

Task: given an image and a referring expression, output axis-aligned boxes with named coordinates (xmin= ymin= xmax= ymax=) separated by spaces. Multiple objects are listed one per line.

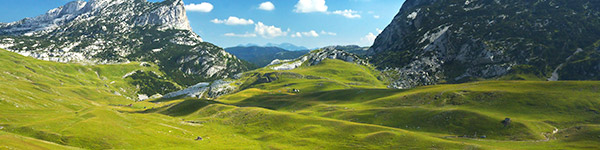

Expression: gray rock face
xmin=305 ymin=47 xmax=368 ymax=66
xmin=0 ymin=0 xmax=250 ymax=86
xmin=0 ymin=1 xmax=87 ymax=35
xmin=134 ymin=0 xmax=192 ymax=31
xmin=370 ymin=0 xmax=600 ymax=89
xmin=0 ymin=0 xmax=200 ymax=64
xmin=268 ymin=58 xmax=305 ymax=71
xmin=162 ymin=82 xmax=210 ymax=99
xmin=267 ymin=47 xmax=368 ymax=71
xmin=162 ymin=79 xmax=236 ymax=99
xmin=323 ymin=45 xmax=369 ymax=57
xmin=1 ymin=0 xmax=192 ymax=36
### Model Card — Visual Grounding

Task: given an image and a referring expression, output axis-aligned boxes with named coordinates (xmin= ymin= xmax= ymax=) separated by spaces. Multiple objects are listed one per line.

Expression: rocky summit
xmin=0 ymin=0 xmax=250 ymax=86
xmin=369 ymin=0 xmax=600 ymax=89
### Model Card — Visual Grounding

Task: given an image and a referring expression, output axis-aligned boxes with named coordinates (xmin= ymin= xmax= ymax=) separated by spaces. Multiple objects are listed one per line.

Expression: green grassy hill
xmin=1 ymin=48 xmax=599 ymax=149
xmin=236 ymin=59 xmax=387 ymax=93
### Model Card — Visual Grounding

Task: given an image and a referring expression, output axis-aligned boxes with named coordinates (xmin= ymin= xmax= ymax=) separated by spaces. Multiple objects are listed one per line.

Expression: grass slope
xmin=1 ymin=47 xmax=599 ymax=149
xmin=219 ymin=81 xmax=600 ymax=149
xmin=235 ymin=59 xmax=387 ymax=94
xmin=215 ymin=58 xmax=600 ymax=149
xmin=0 ymin=49 xmax=472 ymax=149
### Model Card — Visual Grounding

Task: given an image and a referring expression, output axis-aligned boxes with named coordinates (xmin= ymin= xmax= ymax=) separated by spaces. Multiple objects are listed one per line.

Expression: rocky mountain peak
xmin=0 ymin=0 xmax=194 ymax=36
xmin=369 ymin=0 xmax=600 ymax=89
xmin=0 ymin=0 xmax=250 ymax=86
xmin=398 ymin=0 xmax=436 ymax=12
xmin=0 ymin=1 xmax=87 ymax=35
xmin=54 ymin=1 xmax=87 ymax=15
xmin=135 ymin=0 xmax=192 ymax=31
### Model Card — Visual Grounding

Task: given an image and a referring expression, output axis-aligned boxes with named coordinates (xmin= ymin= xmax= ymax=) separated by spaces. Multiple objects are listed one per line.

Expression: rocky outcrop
xmin=162 ymin=82 xmax=210 ymax=99
xmin=162 ymin=80 xmax=236 ymax=99
xmin=269 ymin=58 xmax=305 ymax=71
xmin=304 ymin=47 xmax=368 ymax=66
xmin=0 ymin=0 xmax=250 ymax=86
xmin=225 ymin=46 xmax=309 ymax=67
xmin=323 ymin=45 xmax=369 ymax=57
xmin=268 ymin=47 xmax=368 ymax=70
xmin=369 ymin=0 xmax=600 ymax=89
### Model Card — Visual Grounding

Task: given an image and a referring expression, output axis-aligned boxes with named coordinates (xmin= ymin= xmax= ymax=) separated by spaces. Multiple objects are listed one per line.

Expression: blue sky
xmin=0 ymin=0 xmax=405 ymax=48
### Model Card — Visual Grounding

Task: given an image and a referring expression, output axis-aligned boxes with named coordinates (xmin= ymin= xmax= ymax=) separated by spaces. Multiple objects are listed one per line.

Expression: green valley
xmin=1 ymin=48 xmax=598 ymax=149
xmin=1 ymin=0 xmax=599 ymax=149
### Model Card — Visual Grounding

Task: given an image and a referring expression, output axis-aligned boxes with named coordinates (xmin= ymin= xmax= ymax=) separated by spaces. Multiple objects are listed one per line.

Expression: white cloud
xmin=291 ymin=30 xmax=319 ymax=38
xmin=259 ymin=1 xmax=275 ymax=11
xmin=223 ymin=22 xmax=289 ymax=38
xmin=255 ymin=22 xmax=288 ymax=38
xmin=332 ymin=9 xmax=361 ymax=19
xmin=211 ymin=16 xmax=254 ymax=25
xmin=373 ymin=15 xmax=380 ymax=19
xmin=185 ymin=2 xmax=213 ymax=13
xmin=320 ymin=30 xmax=337 ymax=36
xmin=294 ymin=0 xmax=328 ymax=13
xmin=304 ymin=30 xmax=319 ymax=37
xmin=224 ymin=33 xmax=257 ymax=37
xmin=291 ymin=32 xmax=302 ymax=38
xmin=361 ymin=32 xmax=377 ymax=45
xmin=294 ymin=0 xmax=362 ymax=20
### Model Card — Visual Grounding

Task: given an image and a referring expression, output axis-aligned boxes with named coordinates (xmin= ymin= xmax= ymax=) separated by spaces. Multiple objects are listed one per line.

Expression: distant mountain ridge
xmin=369 ymin=0 xmax=600 ymax=89
xmin=225 ymin=46 xmax=309 ymax=67
xmin=224 ymin=45 xmax=369 ymax=68
xmin=239 ymin=43 xmax=309 ymax=51
xmin=0 ymin=0 xmax=250 ymax=86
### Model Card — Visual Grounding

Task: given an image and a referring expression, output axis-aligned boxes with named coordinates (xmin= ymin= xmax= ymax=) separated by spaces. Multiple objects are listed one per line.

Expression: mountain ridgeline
xmin=369 ymin=0 xmax=600 ymax=89
xmin=224 ymin=45 xmax=370 ymax=68
xmin=225 ymin=46 xmax=309 ymax=67
xmin=264 ymin=43 xmax=309 ymax=51
xmin=0 ymin=0 xmax=251 ymax=86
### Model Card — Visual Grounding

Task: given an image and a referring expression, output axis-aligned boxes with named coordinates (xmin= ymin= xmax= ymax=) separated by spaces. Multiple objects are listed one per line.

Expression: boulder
xmin=502 ymin=118 xmax=511 ymax=127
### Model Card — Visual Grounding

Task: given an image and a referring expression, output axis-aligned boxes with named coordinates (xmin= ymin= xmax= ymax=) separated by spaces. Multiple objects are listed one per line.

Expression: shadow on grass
xmin=0 ymin=124 xmax=112 ymax=149
xmin=137 ymin=99 xmax=225 ymax=117
xmin=233 ymin=88 xmax=405 ymax=110
xmin=148 ymin=95 xmax=187 ymax=103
